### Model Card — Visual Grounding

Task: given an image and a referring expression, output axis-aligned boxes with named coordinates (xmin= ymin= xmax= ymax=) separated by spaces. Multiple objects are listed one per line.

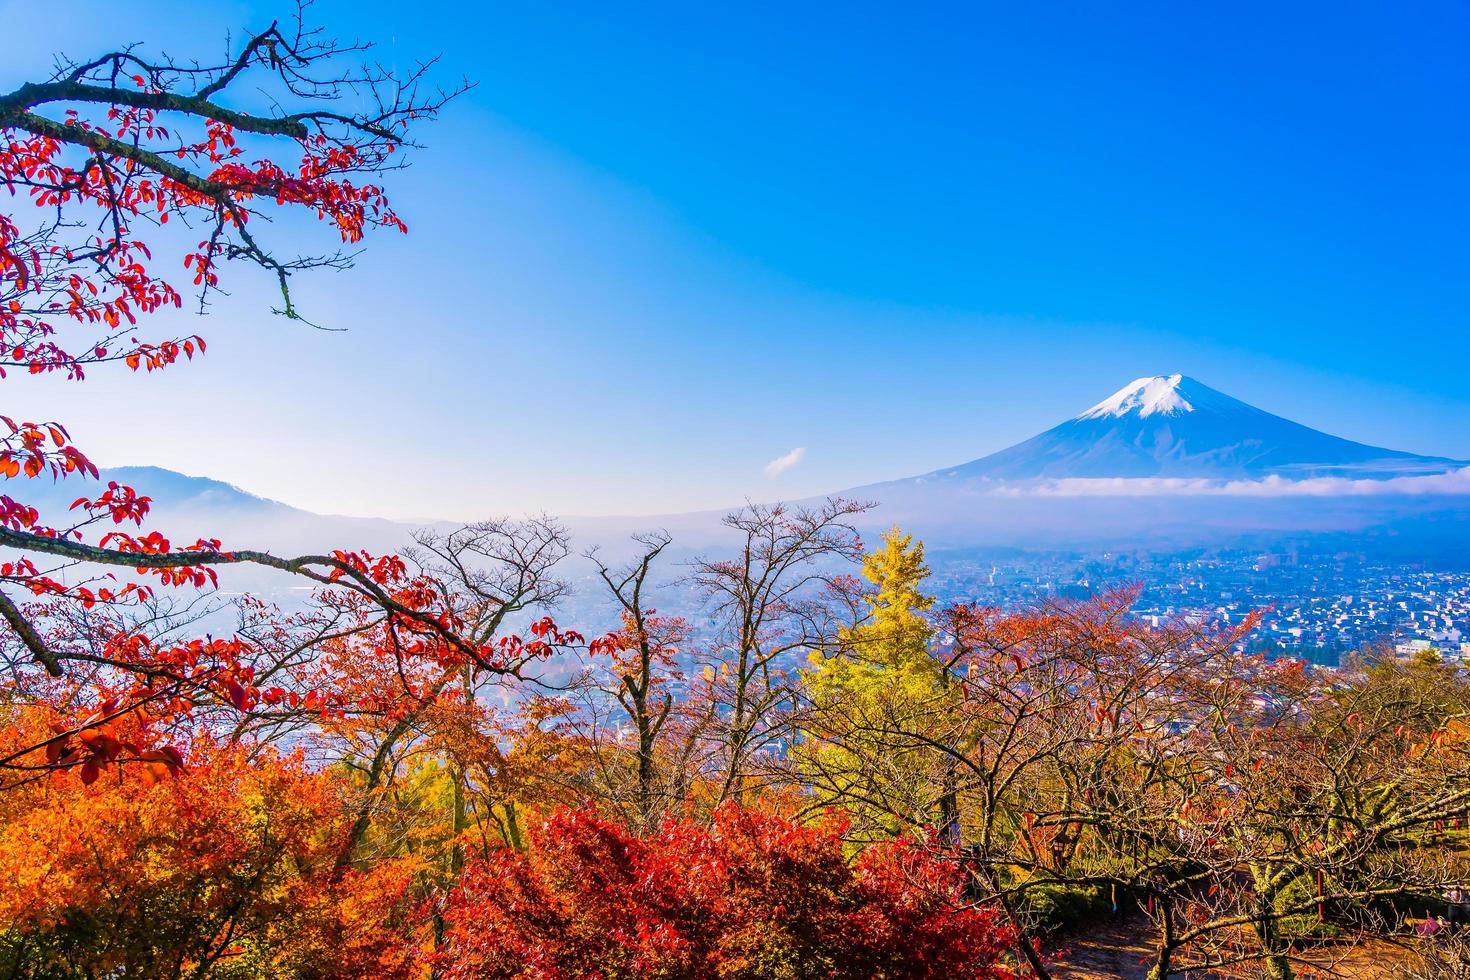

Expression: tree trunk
xmin=939 ymin=763 xmax=962 ymax=847
xmin=502 ymin=801 xmax=525 ymax=851
xmin=336 ymin=673 xmax=454 ymax=870
xmin=450 ymin=763 xmax=467 ymax=874
xmin=1253 ymin=892 xmax=1294 ymax=980
xmin=1144 ymin=889 xmax=1176 ymax=980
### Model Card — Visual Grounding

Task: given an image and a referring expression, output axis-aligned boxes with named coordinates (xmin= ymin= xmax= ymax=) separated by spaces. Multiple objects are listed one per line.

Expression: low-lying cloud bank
xmin=994 ymin=467 xmax=1470 ymax=498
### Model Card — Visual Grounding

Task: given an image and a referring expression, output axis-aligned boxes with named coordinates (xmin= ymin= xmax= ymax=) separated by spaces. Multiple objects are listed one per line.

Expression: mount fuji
xmin=914 ymin=374 xmax=1460 ymax=483
xmin=832 ymin=374 xmax=1470 ymax=553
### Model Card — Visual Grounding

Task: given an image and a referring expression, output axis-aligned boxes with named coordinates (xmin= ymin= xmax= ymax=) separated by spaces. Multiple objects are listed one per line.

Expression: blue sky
xmin=2 ymin=1 xmax=1467 ymax=519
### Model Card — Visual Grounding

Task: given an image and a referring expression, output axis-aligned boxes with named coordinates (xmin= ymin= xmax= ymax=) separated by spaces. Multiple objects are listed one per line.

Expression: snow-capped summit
xmin=1078 ymin=374 xmax=1197 ymax=419
xmin=902 ymin=373 xmax=1463 ymax=482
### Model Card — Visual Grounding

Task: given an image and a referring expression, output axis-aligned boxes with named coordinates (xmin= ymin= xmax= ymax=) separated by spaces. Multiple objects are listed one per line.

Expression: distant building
xmin=1395 ymin=638 xmax=1437 ymax=659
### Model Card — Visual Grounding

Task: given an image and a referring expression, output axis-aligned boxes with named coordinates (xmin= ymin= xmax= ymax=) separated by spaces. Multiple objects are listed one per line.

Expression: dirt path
xmin=1043 ymin=915 xmax=1417 ymax=979
xmin=1046 ymin=915 xmax=1162 ymax=979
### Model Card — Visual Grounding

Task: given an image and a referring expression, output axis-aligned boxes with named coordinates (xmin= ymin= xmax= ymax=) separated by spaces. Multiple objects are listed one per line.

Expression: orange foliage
xmin=0 ymin=739 xmax=425 ymax=978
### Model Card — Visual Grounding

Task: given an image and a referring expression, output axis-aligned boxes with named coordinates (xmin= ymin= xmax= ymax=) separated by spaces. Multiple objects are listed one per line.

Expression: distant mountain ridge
xmin=914 ymin=374 xmax=1461 ymax=482
xmin=23 ymin=465 xmax=314 ymax=524
xmin=23 ymin=465 xmax=414 ymax=563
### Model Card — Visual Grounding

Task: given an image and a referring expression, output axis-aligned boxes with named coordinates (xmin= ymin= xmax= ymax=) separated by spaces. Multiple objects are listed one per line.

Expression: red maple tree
xmin=0 ymin=9 xmax=495 ymax=785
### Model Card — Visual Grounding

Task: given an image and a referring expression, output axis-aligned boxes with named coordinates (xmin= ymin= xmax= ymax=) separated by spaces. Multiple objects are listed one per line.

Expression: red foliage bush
xmin=438 ymin=806 xmax=1014 ymax=979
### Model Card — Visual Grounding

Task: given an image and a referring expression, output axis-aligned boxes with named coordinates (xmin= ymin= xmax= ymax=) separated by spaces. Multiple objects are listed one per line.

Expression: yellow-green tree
xmin=845 ymin=527 xmax=936 ymax=671
xmin=800 ymin=528 xmax=952 ymax=839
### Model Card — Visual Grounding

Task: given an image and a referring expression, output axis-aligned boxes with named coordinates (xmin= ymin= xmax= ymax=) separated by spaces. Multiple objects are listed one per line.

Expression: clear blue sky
xmin=2 ymin=1 xmax=1467 ymax=519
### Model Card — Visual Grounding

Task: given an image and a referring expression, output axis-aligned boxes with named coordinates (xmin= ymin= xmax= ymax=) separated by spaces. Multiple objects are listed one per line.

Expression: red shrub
xmin=438 ymin=806 xmax=1013 ymax=979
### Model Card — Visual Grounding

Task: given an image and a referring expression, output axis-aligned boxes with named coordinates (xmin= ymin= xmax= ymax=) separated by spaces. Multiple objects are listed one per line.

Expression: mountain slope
xmin=23 ymin=465 xmax=415 ymax=555
xmin=924 ymin=374 xmax=1459 ymax=482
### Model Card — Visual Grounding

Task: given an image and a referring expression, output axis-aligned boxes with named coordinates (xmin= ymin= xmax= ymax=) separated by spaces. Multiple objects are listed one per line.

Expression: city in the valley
xmin=927 ymin=548 xmax=1470 ymax=666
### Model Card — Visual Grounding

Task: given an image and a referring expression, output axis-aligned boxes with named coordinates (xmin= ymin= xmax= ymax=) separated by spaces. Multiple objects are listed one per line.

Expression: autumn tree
xmin=0 ymin=5 xmax=483 ymax=785
xmin=1111 ymin=653 xmax=1470 ymax=980
xmin=909 ymin=592 xmax=1470 ymax=980
xmin=800 ymin=527 xmax=953 ymax=842
xmin=266 ymin=518 xmax=581 ymax=870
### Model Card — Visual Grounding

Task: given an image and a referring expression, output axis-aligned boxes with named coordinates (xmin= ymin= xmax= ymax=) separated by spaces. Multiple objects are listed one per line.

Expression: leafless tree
xmin=585 ymin=531 xmax=688 ymax=829
xmin=690 ymin=498 xmax=871 ymax=806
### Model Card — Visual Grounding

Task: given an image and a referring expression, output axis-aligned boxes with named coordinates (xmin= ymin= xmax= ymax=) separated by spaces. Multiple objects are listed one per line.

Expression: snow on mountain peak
xmin=1077 ymin=374 xmax=1195 ymax=420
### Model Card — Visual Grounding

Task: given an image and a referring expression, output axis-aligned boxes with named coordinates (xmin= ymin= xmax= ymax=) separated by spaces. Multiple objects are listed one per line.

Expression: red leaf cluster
xmin=438 ymin=806 xmax=1015 ymax=980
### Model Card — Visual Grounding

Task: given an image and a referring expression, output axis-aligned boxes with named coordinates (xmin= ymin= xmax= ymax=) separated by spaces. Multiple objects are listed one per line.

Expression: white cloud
xmin=763 ymin=447 xmax=807 ymax=478
xmin=990 ymin=467 xmax=1470 ymax=498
